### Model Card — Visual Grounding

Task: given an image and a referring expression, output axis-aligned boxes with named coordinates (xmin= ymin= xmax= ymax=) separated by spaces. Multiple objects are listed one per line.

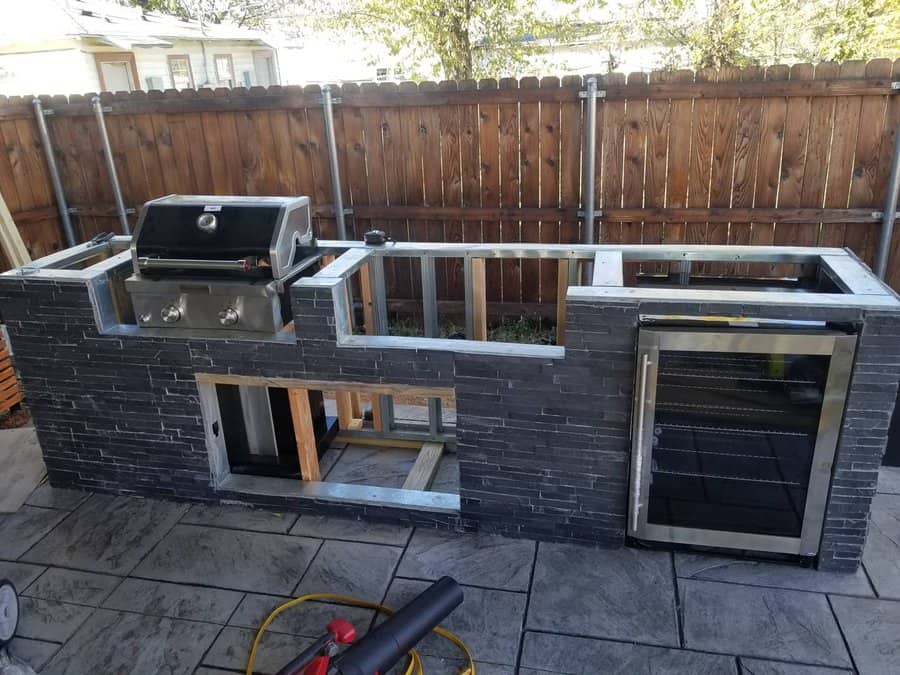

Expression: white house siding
xmin=0 ymin=40 xmax=279 ymax=96
xmin=0 ymin=46 xmax=99 ymax=96
xmin=131 ymin=41 xmax=277 ymax=91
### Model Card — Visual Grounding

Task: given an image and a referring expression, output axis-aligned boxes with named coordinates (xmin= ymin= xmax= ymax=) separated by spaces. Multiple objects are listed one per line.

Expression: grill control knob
xmin=218 ymin=307 xmax=239 ymax=326
xmin=160 ymin=305 xmax=181 ymax=323
xmin=196 ymin=213 xmax=218 ymax=234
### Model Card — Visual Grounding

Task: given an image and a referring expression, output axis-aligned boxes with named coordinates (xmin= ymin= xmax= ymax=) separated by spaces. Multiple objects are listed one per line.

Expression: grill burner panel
xmin=126 ymin=195 xmax=318 ymax=334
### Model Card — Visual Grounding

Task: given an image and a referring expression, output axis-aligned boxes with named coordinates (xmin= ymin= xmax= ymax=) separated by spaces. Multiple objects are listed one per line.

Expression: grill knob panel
xmin=218 ymin=307 xmax=239 ymax=326
xmin=160 ymin=305 xmax=182 ymax=323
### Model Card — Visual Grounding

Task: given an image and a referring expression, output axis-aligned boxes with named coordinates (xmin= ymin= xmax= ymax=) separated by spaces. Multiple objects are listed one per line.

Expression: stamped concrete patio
xmin=1 ymin=461 xmax=899 ymax=675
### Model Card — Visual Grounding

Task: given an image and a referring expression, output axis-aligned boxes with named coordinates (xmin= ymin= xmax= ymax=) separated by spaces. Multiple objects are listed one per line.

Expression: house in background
xmin=0 ymin=0 xmax=285 ymax=96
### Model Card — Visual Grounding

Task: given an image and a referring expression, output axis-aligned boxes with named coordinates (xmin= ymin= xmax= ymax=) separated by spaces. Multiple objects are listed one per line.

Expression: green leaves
xmin=299 ymin=0 xmax=608 ymax=80
xmin=632 ymin=0 xmax=900 ymax=70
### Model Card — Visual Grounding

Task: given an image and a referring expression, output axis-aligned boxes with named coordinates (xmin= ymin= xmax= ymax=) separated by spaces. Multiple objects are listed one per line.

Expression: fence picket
xmin=0 ymin=61 xmax=898 ymax=303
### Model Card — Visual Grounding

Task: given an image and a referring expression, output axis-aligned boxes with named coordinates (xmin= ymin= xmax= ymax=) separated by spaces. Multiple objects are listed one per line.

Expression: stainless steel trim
xmin=422 ymin=255 xmax=439 ymax=337
xmin=581 ymin=76 xmax=598 ymax=282
xmin=316 ymin=241 xmax=847 ymax=262
xmin=422 ymin=254 xmax=443 ymax=436
xmin=464 ymin=256 xmax=474 ymax=338
xmin=137 ymin=257 xmax=256 ymax=271
xmin=798 ymin=334 xmax=857 ymax=555
xmin=819 ymin=254 xmax=891 ymax=295
xmin=567 ymin=285 xmax=900 ymax=309
xmin=651 ymin=328 xmax=845 ymax=355
xmin=629 ymin=327 xmax=858 ymax=557
xmin=238 ymin=385 xmax=279 ymax=456
xmin=678 ymin=260 xmax=691 ymax=285
xmin=638 ymin=522 xmax=806 ymax=556
xmin=314 ymin=248 xmax=373 ymax=279
xmin=428 ymin=398 xmax=443 ymax=436
xmin=370 ymin=256 xmax=389 ymax=335
xmin=219 ymin=473 xmax=461 ymax=513
xmin=567 ymin=257 xmax=580 ymax=287
xmin=592 ymin=251 xmax=624 ymax=286
xmin=268 ymin=197 xmax=313 ymax=280
xmin=378 ymin=395 xmax=395 ymax=433
xmin=125 ymin=275 xmax=278 ymax=298
xmin=33 ymin=98 xmax=77 ymax=247
xmin=632 ymin=352 xmax=650 ymax=532
xmin=331 ymin=281 xmax=353 ymax=337
xmin=91 ymin=96 xmax=130 ymax=234
xmin=336 ymin=427 xmax=456 ymax=447
xmin=338 ymin=333 xmax=565 ymax=359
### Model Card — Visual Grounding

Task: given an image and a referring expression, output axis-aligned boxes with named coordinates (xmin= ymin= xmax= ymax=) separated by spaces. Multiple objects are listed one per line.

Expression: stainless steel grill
xmin=125 ymin=195 xmax=320 ymax=334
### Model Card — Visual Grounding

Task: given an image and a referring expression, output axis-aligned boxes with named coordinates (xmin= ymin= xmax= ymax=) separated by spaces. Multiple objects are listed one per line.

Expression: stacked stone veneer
xmin=1 ymin=270 xmax=897 ymax=571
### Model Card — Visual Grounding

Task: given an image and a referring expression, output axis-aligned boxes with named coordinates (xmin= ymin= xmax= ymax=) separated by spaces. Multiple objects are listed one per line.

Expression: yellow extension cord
xmin=246 ymin=592 xmax=476 ymax=675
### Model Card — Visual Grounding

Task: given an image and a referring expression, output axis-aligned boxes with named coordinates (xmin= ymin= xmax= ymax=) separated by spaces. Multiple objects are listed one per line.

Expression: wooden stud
xmin=333 ymin=435 xmax=425 ymax=450
xmin=287 ymin=388 xmax=321 ymax=481
xmin=359 ymin=261 xmax=383 ymax=430
xmin=196 ymin=374 xmax=453 ymax=401
xmin=335 ymin=391 xmax=356 ymax=429
xmin=471 ymin=257 xmax=487 ymax=341
xmin=0 ymin=191 xmax=30 ymax=268
xmin=349 ymin=392 xmax=361 ymax=419
xmin=402 ymin=441 xmax=445 ymax=491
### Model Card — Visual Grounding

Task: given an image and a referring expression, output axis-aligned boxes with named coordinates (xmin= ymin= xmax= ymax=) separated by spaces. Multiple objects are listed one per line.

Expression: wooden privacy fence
xmin=0 ymin=58 xmax=899 ymax=309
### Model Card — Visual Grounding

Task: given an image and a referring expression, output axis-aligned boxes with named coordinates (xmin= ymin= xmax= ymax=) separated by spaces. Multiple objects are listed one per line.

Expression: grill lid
xmin=131 ymin=195 xmax=313 ymax=279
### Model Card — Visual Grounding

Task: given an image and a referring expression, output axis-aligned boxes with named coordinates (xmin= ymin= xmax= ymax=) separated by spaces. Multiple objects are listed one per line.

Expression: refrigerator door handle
xmin=632 ymin=352 xmax=650 ymax=533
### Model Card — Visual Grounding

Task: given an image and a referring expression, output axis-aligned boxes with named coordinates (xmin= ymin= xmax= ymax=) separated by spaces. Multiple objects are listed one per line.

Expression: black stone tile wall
xmin=1 ymin=275 xmax=898 ymax=571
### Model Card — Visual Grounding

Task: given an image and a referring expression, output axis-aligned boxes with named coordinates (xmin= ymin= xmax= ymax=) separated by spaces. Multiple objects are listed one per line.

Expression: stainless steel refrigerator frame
xmin=629 ymin=327 xmax=858 ymax=557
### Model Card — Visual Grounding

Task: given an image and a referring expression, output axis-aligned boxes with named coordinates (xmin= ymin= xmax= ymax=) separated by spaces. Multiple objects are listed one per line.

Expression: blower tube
xmin=334 ymin=576 xmax=463 ymax=675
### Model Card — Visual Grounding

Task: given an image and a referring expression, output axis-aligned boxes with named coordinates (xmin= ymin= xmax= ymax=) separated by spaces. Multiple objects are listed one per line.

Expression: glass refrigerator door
xmin=630 ymin=329 xmax=856 ymax=556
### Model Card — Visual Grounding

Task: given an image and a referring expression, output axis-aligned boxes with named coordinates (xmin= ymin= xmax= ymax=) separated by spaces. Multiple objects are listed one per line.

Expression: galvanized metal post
xmin=581 ymin=76 xmax=599 ymax=283
xmin=322 ymin=85 xmax=347 ymax=240
xmin=463 ymin=256 xmax=474 ymax=338
xmin=91 ymin=97 xmax=130 ymax=234
xmin=32 ymin=99 xmax=77 ymax=247
xmin=876 ymin=122 xmax=900 ymax=280
xmin=421 ymin=254 xmax=442 ymax=434
xmin=370 ymin=255 xmax=395 ymax=430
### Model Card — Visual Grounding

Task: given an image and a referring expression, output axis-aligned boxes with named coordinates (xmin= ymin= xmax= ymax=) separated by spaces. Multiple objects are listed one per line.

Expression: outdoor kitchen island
xmin=2 ymin=199 xmax=899 ymax=573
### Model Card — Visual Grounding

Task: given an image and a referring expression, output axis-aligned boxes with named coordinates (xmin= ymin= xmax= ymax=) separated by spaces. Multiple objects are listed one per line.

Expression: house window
xmin=214 ymin=54 xmax=235 ymax=87
xmin=375 ymin=67 xmax=389 ymax=81
xmin=94 ymin=52 xmax=140 ymax=92
xmin=167 ymin=55 xmax=194 ymax=90
xmin=253 ymin=50 xmax=277 ymax=87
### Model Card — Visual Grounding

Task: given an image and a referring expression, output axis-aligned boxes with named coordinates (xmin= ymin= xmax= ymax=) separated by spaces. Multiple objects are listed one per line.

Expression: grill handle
xmin=632 ymin=352 xmax=650 ymax=533
xmin=137 ymin=257 xmax=258 ymax=272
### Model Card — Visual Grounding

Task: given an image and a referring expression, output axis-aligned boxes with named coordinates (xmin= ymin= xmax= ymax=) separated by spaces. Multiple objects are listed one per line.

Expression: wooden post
xmin=402 ymin=442 xmax=444 ymax=491
xmin=0 ymin=191 xmax=30 ymax=268
xmin=0 ymin=335 xmax=22 ymax=413
xmin=288 ymin=388 xmax=320 ymax=481
xmin=335 ymin=393 xmax=354 ymax=428
xmin=556 ymin=259 xmax=568 ymax=345
xmin=471 ymin=257 xmax=487 ymax=341
xmin=359 ymin=261 xmax=383 ymax=430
